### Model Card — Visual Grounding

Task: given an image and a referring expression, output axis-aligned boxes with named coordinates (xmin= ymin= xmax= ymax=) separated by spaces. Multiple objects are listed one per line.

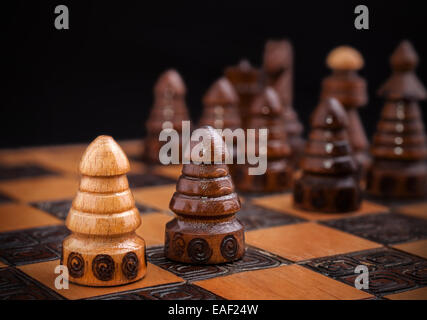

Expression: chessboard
xmin=0 ymin=140 xmax=426 ymax=300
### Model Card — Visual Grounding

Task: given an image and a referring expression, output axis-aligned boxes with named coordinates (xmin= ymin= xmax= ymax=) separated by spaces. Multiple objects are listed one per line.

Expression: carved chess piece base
xmin=165 ymin=218 xmax=245 ymax=264
xmin=366 ymin=160 xmax=427 ymax=199
xmin=63 ymin=235 xmax=146 ymax=287
xmin=293 ymin=173 xmax=361 ymax=213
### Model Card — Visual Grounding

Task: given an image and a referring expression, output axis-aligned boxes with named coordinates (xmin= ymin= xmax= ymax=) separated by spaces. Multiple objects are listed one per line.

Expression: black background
xmin=3 ymin=0 xmax=427 ymax=148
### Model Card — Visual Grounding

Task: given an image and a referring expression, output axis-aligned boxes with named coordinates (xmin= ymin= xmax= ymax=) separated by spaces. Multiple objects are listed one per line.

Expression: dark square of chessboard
xmin=0 ymin=192 xmax=12 ymax=204
xmin=0 ymin=164 xmax=58 ymax=181
xmin=0 ymin=267 xmax=64 ymax=300
xmin=321 ymin=212 xmax=427 ymax=245
xmin=87 ymin=282 xmax=224 ymax=300
xmin=237 ymin=202 xmax=305 ymax=231
xmin=147 ymin=245 xmax=289 ymax=282
xmin=31 ymin=199 xmax=157 ymax=220
xmin=302 ymin=247 xmax=427 ymax=296
xmin=0 ymin=225 xmax=69 ymax=266
xmin=127 ymin=172 xmax=176 ymax=189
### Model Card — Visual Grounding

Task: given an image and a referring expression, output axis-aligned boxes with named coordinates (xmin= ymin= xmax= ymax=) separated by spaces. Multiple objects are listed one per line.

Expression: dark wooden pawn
xmin=225 ymin=60 xmax=262 ymax=129
xmin=164 ymin=126 xmax=245 ymax=264
xmin=199 ymin=77 xmax=242 ymax=176
xmin=233 ymin=87 xmax=294 ymax=193
xmin=367 ymin=40 xmax=427 ymax=198
xmin=321 ymin=46 xmax=371 ymax=179
xmin=293 ymin=97 xmax=361 ymax=213
xmin=145 ymin=69 xmax=190 ymax=163
xmin=263 ymin=39 xmax=305 ymax=158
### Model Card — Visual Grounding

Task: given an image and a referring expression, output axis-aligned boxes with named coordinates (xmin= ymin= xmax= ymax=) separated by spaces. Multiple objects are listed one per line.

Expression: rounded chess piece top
xmin=263 ymin=39 xmax=293 ymax=74
xmin=326 ymin=46 xmax=364 ymax=71
xmin=79 ymin=135 xmax=130 ymax=176
xmin=154 ymin=69 xmax=186 ymax=97
xmin=203 ymin=77 xmax=239 ymax=105
xmin=390 ymin=40 xmax=419 ymax=72
xmin=183 ymin=126 xmax=229 ymax=164
xmin=311 ymin=97 xmax=349 ymax=130
xmin=225 ymin=59 xmax=260 ymax=82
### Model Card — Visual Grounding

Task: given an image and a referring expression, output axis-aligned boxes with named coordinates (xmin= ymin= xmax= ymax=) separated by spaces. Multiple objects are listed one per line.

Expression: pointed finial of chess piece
xmin=200 ymin=77 xmax=241 ymax=132
xmin=311 ymin=96 xmax=349 ymax=129
xmin=390 ymin=40 xmax=419 ymax=72
xmin=63 ymin=135 xmax=146 ymax=286
xmin=203 ymin=77 xmax=239 ymax=106
xmin=165 ymin=125 xmax=245 ymax=264
xmin=154 ymin=69 xmax=187 ymax=98
xmin=378 ymin=40 xmax=427 ymax=100
xmin=250 ymin=86 xmax=283 ymax=116
xmin=326 ymin=45 xmax=364 ymax=71
xmin=294 ymin=97 xmax=361 ymax=213
xmin=79 ymin=135 xmax=130 ymax=176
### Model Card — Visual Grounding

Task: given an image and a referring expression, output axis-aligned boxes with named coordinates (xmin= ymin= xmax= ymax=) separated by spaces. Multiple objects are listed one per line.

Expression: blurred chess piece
xmin=367 ymin=40 xmax=427 ymax=198
xmin=199 ymin=77 xmax=241 ymax=130
xmin=293 ymin=98 xmax=361 ymax=213
xmin=199 ymin=77 xmax=242 ymax=176
xmin=263 ymin=39 xmax=305 ymax=160
xmin=145 ymin=69 xmax=190 ymax=163
xmin=165 ymin=126 xmax=245 ymax=264
xmin=233 ymin=87 xmax=294 ymax=193
xmin=321 ymin=46 xmax=370 ymax=181
xmin=62 ymin=135 xmax=146 ymax=286
xmin=225 ymin=59 xmax=262 ymax=129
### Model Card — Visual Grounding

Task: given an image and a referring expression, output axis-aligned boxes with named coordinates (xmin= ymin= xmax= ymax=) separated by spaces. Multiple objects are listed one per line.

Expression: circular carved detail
xmin=172 ymin=233 xmax=186 ymax=257
xmin=92 ymin=254 xmax=115 ymax=281
xmin=121 ymin=252 xmax=139 ymax=280
xmin=220 ymin=235 xmax=239 ymax=261
xmin=67 ymin=252 xmax=84 ymax=278
xmin=187 ymin=238 xmax=212 ymax=263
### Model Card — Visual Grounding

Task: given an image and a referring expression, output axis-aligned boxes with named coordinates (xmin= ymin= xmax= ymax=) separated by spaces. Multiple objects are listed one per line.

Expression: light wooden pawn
xmin=62 ymin=135 xmax=146 ymax=286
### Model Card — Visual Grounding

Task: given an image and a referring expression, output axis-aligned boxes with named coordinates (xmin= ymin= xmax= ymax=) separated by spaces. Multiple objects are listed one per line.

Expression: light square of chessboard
xmin=153 ymin=164 xmax=183 ymax=180
xmin=136 ymin=212 xmax=173 ymax=246
xmin=396 ymin=202 xmax=427 ymax=220
xmin=392 ymin=239 xmax=427 ymax=260
xmin=0 ymin=176 xmax=79 ymax=203
xmin=18 ymin=260 xmax=183 ymax=300
xmin=133 ymin=185 xmax=176 ymax=212
xmin=0 ymin=203 xmax=63 ymax=232
xmin=246 ymin=222 xmax=381 ymax=262
xmin=195 ymin=264 xmax=373 ymax=300
xmin=29 ymin=146 xmax=86 ymax=176
xmin=384 ymin=287 xmax=427 ymax=300
xmin=252 ymin=193 xmax=389 ymax=221
xmin=0 ymin=261 xmax=7 ymax=268
xmin=119 ymin=139 xmax=144 ymax=158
